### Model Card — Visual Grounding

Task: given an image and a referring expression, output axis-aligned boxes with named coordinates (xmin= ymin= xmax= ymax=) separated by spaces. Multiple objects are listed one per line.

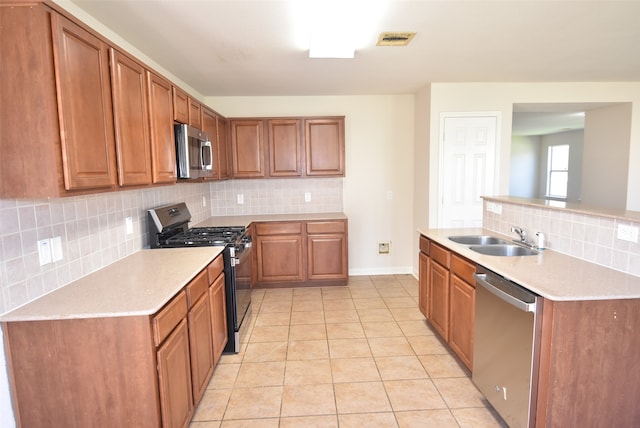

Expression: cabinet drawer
xmin=307 ymin=221 xmax=345 ymax=234
xmin=186 ymin=269 xmax=208 ymax=307
xmin=430 ymin=242 xmax=450 ymax=268
xmin=207 ymin=254 xmax=224 ymax=284
xmin=255 ymin=222 xmax=302 ymax=235
xmin=451 ymin=254 xmax=476 ymax=285
xmin=419 ymin=235 xmax=430 ymax=255
xmin=153 ymin=291 xmax=187 ymax=346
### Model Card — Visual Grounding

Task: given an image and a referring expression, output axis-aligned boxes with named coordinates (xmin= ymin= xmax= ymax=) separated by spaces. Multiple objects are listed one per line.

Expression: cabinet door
xmin=110 ymin=49 xmax=152 ymax=186
xmin=217 ymin=117 xmax=230 ymax=179
xmin=147 ymin=71 xmax=176 ymax=183
xmin=157 ymin=318 xmax=193 ymax=428
xmin=307 ymin=233 xmax=347 ymax=281
xmin=51 ymin=13 xmax=117 ymax=191
xmin=268 ymin=119 xmax=302 ymax=177
xmin=419 ymin=251 xmax=430 ymax=318
xmin=209 ymin=273 xmax=228 ymax=365
xmin=187 ymin=294 xmax=214 ymax=405
xmin=449 ymin=275 xmax=475 ymax=370
xmin=428 ymin=261 xmax=450 ymax=340
xmin=304 ymin=117 xmax=345 ymax=176
xmin=230 ymin=120 xmax=265 ymax=178
xmin=202 ymin=107 xmax=219 ymax=179
xmin=172 ymin=86 xmax=189 ymax=124
xmin=256 ymin=234 xmax=304 ymax=283
xmin=188 ymin=98 xmax=202 ymax=129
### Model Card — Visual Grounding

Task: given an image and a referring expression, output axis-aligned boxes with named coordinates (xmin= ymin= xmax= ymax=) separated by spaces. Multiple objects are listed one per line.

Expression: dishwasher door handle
xmin=474 ymin=273 xmax=537 ymax=313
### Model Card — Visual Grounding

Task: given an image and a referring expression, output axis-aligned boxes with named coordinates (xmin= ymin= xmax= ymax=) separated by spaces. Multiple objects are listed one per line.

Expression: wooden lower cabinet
xmin=209 ymin=271 xmax=228 ymax=365
xmin=2 ymin=253 xmax=228 ymax=428
xmin=157 ymin=318 xmax=194 ymax=428
xmin=254 ymin=219 xmax=348 ymax=287
xmin=256 ymin=222 xmax=305 ymax=283
xmin=3 ymin=316 xmax=161 ymax=427
xmin=419 ymin=236 xmax=476 ymax=371
xmin=428 ymin=259 xmax=450 ymax=340
xmin=306 ymin=221 xmax=348 ymax=281
xmin=449 ymin=275 xmax=475 ymax=369
xmin=187 ymin=293 xmax=214 ymax=405
xmin=418 ymin=251 xmax=429 ymax=317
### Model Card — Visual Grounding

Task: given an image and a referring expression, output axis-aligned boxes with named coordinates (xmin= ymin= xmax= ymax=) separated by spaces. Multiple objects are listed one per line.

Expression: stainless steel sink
xmin=448 ymin=235 xmax=510 ymax=245
xmin=469 ymin=244 xmax=538 ymax=257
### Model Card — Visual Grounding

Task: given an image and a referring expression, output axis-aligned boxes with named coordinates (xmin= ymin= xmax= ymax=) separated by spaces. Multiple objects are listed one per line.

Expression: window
xmin=546 ymin=144 xmax=569 ymax=199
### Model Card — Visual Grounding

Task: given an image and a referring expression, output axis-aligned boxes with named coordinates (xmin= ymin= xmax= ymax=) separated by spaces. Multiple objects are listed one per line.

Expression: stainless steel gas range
xmin=147 ymin=202 xmax=251 ymax=353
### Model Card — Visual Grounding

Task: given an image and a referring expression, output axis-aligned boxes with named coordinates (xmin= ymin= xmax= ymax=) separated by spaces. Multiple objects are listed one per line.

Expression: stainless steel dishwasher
xmin=473 ymin=267 xmax=540 ymax=428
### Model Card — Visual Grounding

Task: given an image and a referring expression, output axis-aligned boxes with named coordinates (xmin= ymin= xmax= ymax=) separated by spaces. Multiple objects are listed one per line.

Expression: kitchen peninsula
xmin=418 ymin=227 xmax=640 ymax=427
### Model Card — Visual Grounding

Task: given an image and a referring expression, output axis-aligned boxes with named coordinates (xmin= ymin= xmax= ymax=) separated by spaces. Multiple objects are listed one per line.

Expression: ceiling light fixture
xmin=293 ymin=0 xmax=387 ymax=59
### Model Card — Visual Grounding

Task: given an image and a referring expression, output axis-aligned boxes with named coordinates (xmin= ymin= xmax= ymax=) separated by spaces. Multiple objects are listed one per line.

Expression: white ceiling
xmin=70 ymin=0 xmax=640 ymax=97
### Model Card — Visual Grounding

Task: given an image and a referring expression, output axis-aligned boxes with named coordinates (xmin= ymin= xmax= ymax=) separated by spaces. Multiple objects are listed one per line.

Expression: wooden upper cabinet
xmin=172 ymin=86 xmax=189 ymax=124
xmin=304 ymin=117 xmax=345 ymax=176
xmin=51 ymin=12 xmax=118 ymax=191
xmin=268 ymin=119 xmax=302 ymax=177
xmin=217 ymin=117 xmax=230 ymax=180
xmin=188 ymin=98 xmax=202 ymax=129
xmin=147 ymin=71 xmax=177 ymax=183
xmin=201 ymin=107 xmax=219 ymax=179
xmin=109 ymin=49 xmax=152 ymax=186
xmin=230 ymin=120 xmax=266 ymax=178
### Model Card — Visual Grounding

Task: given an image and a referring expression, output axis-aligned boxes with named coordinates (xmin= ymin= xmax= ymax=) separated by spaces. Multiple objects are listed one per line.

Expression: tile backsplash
xmin=0 ymin=182 xmax=210 ymax=314
xmin=483 ymin=199 xmax=640 ymax=277
xmin=0 ymin=178 xmax=343 ymax=315
xmin=209 ymin=178 xmax=343 ymax=216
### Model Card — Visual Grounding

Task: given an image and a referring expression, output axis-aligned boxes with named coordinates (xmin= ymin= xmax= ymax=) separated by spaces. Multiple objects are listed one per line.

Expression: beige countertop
xmin=0 ymin=247 xmax=224 ymax=322
xmin=419 ymin=228 xmax=640 ymax=301
xmin=194 ymin=212 xmax=347 ymax=228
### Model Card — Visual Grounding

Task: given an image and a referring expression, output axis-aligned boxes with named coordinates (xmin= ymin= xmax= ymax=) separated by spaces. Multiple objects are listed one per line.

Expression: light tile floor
xmin=190 ymin=275 xmax=508 ymax=427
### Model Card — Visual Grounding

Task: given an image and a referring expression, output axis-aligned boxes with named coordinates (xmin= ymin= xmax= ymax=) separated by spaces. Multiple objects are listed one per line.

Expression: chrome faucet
xmin=511 ymin=226 xmax=528 ymax=243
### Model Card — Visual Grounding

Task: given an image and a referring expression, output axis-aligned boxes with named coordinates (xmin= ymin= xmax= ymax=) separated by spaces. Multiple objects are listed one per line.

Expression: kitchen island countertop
xmin=0 ymin=247 xmax=223 ymax=322
xmin=420 ymin=228 xmax=640 ymax=301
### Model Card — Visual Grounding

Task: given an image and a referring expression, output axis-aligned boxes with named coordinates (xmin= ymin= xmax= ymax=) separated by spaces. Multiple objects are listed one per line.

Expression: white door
xmin=439 ymin=115 xmax=498 ymax=228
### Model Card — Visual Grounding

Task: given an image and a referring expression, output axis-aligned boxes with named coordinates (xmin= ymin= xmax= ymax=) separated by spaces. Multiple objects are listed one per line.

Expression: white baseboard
xmin=348 ymin=266 xmax=413 ymax=276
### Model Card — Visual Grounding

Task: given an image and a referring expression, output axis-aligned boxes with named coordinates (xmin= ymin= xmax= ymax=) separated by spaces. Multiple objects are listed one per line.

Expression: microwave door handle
xmin=201 ymin=141 xmax=212 ymax=170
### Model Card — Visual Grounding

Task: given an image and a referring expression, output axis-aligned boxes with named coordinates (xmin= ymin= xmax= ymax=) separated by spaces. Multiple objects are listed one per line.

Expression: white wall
xmin=509 ymin=135 xmax=540 ymax=198
xmin=582 ymin=103 xmax=632 ymax=209
xmin=424 ymin=82 xmax=640 ymax=228
xmin=207 ymin=95 xmax=416 ymax=275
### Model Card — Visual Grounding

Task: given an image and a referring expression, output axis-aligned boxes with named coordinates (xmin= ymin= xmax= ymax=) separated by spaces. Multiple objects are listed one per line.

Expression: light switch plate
xmin=51 ymin=236 xmax=63 ymax=262
xmin=237 ymin=194 xmax=244 ymax=205
xmin=38 ymin=239 xmax=52 ymax=266
xmin=125 ymin=217 xmax=134 ymax=235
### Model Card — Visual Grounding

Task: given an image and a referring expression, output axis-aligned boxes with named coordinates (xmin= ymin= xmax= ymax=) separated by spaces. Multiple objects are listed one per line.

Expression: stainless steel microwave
xmin=174 ymin=124 xmax=213 ymax=179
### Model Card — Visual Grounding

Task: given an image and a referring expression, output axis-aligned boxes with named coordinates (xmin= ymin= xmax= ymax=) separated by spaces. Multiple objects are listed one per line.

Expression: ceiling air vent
xmin=376 ymin=32 xmax=416 ymax=46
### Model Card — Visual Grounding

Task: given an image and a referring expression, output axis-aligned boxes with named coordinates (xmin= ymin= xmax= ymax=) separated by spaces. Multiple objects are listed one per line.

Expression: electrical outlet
xmin=386 ymin=191 xmax=393 ymax=201
xmin=617 ymin=224 xmax=639 ymax=243
xmin=378 ymin=242 xmax=391 ymax=255
xmin=237 ymin=194 xmax=244 ymax=205
xmin=202 ymin=196 xmax=207 ymax=207
xmin=304 ymin=192 xmax=311 ymax=202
